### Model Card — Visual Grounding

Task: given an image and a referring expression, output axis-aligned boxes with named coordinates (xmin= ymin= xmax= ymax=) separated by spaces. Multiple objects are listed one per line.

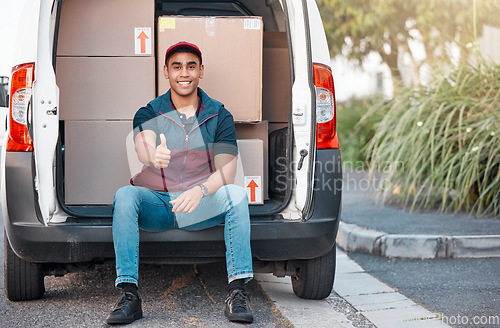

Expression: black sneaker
xmin=106 ymin=291 xmax=143 ymax=325
xmin=224 ymin=289 xmax=253 ymax=323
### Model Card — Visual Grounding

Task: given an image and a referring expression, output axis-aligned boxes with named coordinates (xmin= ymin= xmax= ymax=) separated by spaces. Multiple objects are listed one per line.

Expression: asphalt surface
xmin=0 ymin=221 xmax=289 ymax=327
xmin=349 ymin=253 xmax=500 ymax=328
xmin=341 ymin=169 xmax=500 ymax=328
xmin=342 ymin=170 xmax=500 ymax=235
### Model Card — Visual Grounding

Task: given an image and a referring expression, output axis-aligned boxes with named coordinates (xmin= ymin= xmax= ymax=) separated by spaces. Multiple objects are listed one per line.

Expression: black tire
xmin=291 ymin=246 xmax=336 ymax=299
xmin=4 ymin=231 xmax=45 ymax=301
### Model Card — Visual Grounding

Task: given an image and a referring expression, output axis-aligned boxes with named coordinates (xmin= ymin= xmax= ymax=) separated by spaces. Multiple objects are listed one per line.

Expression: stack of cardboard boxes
xmin=57 ymin=0 xmax=155 ymax=205
xmin=57 ymin=0 xmax=285 ymax=206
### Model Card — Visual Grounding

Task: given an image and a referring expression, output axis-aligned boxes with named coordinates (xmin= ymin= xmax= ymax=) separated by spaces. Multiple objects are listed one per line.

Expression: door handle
xmin=46 ymin=107 xmax=57 ymax=115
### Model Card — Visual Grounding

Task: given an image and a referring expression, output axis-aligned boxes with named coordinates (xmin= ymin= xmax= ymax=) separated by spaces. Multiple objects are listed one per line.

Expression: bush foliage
xmin=336 ymin=97 xmax=386 ymax=167
xmin=363 ymin=61 xmax=500 ymax=217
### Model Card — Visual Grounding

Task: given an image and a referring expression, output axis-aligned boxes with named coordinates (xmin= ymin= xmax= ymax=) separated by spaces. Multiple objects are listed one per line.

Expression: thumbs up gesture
xmin=153 ymin=133 xmax=171 ymax=169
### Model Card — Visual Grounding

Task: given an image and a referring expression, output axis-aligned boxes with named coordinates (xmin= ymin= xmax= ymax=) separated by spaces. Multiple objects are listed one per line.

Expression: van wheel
xmin=291 ymin=246 xmax=336 ymax=299
xmin=4 ymin=231 xmax=45 ymax=301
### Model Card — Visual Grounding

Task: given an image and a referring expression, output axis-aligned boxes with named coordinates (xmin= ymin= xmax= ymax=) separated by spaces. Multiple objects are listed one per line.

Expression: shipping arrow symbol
xmin=137 ymin=31 xmax=149 ymax=54
xmin=246 ymin=180 xmax=259 ymax=203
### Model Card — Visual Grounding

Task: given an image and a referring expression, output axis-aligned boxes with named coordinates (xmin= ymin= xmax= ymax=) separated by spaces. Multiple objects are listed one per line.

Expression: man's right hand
xmin=153 ymin=134 xmax=171 ymax=169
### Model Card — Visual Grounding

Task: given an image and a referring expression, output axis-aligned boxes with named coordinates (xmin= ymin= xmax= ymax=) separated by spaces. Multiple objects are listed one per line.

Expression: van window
xmin=0 ymin=76 xmax=8 ymax=107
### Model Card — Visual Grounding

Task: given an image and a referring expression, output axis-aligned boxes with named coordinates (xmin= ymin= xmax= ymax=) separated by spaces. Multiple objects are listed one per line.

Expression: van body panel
xmin=3 ymin=153 xmax=40 ymax=227
xmin=312 ymin=149 xmax=342 ymax=219
xmin=13 ymin=1 xmax=40 ymax=67
xmin=0 ymin=116 xmax=10 ymax=224
xmin=307 ymin=0 xmax=331 ymax=65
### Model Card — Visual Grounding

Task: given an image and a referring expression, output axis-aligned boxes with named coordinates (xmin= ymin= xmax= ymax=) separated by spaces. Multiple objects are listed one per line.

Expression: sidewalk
xmin=257 ymin=249 xmax=450 ymax=328
xmin=337 ymin=170 xmax=500 ymax=259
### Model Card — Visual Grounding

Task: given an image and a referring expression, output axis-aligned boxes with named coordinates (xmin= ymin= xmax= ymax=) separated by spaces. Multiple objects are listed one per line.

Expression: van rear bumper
xmin=5 ymin=217 xmax=338 ymax=263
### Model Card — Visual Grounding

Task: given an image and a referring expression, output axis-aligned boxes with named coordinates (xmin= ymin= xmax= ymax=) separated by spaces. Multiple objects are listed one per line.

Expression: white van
xmin=2 ymin=0 xmax=342 ymax=301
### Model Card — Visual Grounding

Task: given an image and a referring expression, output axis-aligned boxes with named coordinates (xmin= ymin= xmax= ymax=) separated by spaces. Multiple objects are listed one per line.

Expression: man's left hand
xmin=170 ymin=186 xmax=204 ymax=214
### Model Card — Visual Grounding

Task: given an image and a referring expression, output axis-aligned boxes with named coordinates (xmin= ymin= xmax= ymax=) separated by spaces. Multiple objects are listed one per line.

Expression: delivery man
xmin=106 ymin=42 xmax=254 ymax=325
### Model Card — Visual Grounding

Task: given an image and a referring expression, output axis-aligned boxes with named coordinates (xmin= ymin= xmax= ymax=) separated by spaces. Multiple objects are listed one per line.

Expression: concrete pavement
xmin=257 ymin=249 xmax=450 ymax=328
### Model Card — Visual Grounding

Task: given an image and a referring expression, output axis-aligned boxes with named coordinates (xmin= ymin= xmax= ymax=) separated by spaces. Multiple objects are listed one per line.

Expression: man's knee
xmin=223 ymin=184 xmax=248 ymax=205
xmin=114 ymin=185 xmax=142 ymax=207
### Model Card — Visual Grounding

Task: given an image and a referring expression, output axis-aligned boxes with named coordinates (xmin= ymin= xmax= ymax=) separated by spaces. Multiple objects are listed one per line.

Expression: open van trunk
xmin=54 ymin=0 xmax=295 ymax=219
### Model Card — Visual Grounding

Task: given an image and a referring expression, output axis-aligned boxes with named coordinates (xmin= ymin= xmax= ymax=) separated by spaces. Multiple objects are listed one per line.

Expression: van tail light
xmin=7 ymin=63 xmax=34 ymax=152
xmin=314 ymin=63 xmax=339 ymax=149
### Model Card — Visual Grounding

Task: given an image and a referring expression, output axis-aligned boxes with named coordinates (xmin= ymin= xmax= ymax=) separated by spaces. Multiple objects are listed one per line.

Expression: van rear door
xmin=284 ymin=0 xmax=316 ymax=219
xmin=32 ymin=0 xmax=60 ymax=225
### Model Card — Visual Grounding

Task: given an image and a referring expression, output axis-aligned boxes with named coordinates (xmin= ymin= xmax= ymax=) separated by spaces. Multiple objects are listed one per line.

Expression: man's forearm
xmin=200 ymin=157 xmax=237 ymax=196
xmin=135 ymin=142 xmax=156 ymax=166
xmin=135 ymin=131 xmax=158 ymax=166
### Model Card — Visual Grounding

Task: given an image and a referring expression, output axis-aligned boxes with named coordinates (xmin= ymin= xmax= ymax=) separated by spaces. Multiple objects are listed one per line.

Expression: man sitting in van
xmin=106 ymin=42 xmax=254 ymax=325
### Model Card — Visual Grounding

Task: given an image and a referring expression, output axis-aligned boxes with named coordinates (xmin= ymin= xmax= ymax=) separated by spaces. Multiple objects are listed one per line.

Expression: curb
xmin=337 ymin=221 xmax=500 ymax=259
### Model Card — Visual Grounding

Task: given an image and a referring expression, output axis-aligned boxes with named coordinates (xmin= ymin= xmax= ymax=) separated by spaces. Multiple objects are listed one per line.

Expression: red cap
xmin=165 ymin=41 xmax=202 ymax=65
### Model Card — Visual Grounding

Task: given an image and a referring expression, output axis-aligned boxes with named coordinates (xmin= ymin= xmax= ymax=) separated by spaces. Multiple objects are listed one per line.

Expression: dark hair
xmin=165 ymin=47 xmax=202 ymax=66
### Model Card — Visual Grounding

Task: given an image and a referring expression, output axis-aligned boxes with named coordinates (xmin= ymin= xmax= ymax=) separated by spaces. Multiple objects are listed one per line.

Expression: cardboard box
xmin=57 ymin=0 xmax=154 ymax=56
xmin=157 ymin=16 xmax=263 ymax=122
xmin=262 ymin=32 xmax=291 ymax=123
xmin=57 ymin=57 xmax=155 ymax=120
xmin=235 ymin=121 xmax=268 ymax=199
xmin=65 ymin=121 xmax=134 ymax=205
xmin=235 ymin=139 xmax=264 ymax=205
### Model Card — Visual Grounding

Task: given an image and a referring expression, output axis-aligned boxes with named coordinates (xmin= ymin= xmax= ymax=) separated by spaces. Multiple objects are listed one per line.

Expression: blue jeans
xmin=112 ymin=184 xmax=253 ymax=287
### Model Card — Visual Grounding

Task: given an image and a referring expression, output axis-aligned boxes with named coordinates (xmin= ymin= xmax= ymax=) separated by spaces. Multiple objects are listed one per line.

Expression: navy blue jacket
xmin=130 ymin=88 xmax=238 ymax=192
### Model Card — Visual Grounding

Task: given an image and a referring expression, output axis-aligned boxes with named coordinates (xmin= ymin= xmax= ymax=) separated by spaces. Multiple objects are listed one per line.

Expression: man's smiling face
xmin=164 ymin=52 xmax=204 ymax=98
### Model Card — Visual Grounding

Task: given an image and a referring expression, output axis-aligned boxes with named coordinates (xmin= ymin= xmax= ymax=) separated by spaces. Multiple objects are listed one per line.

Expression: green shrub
xmin=337 ymin=97 xmax=386 ymax=168
xmin=364 ymin=61 xmax=500 ymax=217
xmin=366 ymin=63 xmax=500 ymax=216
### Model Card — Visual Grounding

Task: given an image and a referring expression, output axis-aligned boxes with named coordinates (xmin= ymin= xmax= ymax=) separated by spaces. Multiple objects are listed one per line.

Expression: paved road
xmin=341 ymin=170 xmax=500 ymax=328
xmin=0 ymin=218 xmax=290 ymax=327
xmin=349 ymin=253 xmax=500 ymax=328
